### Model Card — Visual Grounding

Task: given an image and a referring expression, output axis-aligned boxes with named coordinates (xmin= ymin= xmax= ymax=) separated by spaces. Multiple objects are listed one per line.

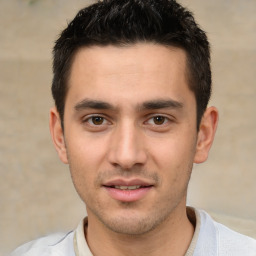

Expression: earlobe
xmin=49 ymin=107 xmax=68 ymax=164
xmin=194 ymin=106 xmax=218 ymax=164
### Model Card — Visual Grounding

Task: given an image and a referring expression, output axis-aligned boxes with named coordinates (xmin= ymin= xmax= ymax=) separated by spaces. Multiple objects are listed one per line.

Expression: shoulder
xmin=10 ymin=231 xmax=75 ymax=256
xmin=214 ymin=221 xmax=256 ymax=255
xmin=196 ymin=209 xmax=256 ymax=256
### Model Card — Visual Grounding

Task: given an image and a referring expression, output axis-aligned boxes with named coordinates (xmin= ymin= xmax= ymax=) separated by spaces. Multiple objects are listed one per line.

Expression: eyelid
xmin=144 ymin=114 xmax=174 ymax=124
xmin=82 ymin=114 xmax=112 ymax=125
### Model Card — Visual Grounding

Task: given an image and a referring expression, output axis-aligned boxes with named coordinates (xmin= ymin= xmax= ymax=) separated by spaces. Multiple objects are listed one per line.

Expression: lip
xmin=103 ymin=178 xmax=153 ymax=187
xmin=103 ymin=178 xmax=154 ymax=202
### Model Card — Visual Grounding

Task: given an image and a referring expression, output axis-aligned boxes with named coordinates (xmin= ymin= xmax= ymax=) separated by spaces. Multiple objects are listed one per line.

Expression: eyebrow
xmin=75 ymin=99 xmax=115 ymax=111
xmin=140 ymin=99 xmax=183 ymax=110
xmin=74 ymin=98 xmax=183 ymax=112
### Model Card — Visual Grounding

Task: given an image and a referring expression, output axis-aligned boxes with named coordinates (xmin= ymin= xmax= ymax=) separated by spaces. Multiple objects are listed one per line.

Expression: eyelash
xmin=82 ymin=115 xmax=110 ymax=126
xmin=81 ymin=114 xmax=174 ymax=131
xmin=145 ymin=115 xmax=170 ymax=126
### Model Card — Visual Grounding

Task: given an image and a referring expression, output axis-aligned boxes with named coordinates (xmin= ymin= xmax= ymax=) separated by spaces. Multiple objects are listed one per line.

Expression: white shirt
xmin=11 ymin=208 xmax=256 ymax=256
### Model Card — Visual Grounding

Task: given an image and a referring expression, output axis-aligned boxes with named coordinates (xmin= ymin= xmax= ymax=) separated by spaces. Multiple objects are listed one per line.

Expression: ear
xmin=49 ymin=107 xmax=68 ymax=164
xmin=194 ymin=106 xmax=218 ymax=164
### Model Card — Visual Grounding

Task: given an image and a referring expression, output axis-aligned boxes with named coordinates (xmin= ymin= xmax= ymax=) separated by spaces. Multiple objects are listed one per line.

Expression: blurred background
xmin=0 ymin=0 xmax=255 ymax=254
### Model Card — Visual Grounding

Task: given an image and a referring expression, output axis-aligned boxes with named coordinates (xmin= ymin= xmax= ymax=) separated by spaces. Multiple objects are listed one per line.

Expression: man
xmin=12 ymin=0 xmax=256 ymax=255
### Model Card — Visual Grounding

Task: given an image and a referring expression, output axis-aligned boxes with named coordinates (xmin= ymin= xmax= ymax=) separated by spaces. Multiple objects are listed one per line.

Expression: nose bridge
xmin=108 ymin=119 xmax=146 ymax=169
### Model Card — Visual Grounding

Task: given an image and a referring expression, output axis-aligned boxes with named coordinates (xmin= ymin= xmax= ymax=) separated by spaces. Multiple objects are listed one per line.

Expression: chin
xmin=105 ymin=217 xmax=156 ymax=235
xmin=97 ymin=209 xmax=170 ymax=236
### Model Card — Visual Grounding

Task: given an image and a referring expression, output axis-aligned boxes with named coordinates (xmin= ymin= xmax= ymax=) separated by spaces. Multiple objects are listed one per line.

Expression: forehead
xmin=70 ymin=43 xmax=188 ymax=78
xmin=66 ymin=43 xmax=193 ymax=108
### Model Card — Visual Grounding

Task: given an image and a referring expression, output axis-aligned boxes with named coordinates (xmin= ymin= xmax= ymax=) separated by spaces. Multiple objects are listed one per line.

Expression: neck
xmin=85 ymin=206 xmax=194 ymax=256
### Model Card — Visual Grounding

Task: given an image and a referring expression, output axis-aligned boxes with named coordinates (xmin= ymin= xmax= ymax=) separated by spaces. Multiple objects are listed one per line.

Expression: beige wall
xmin=0 ymin=0 xmax=255 ymax=254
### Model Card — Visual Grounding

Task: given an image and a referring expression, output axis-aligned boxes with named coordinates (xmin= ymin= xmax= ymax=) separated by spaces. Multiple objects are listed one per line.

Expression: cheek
xmin=66 ymin=132 xmax=108 ymax=168
xmin=67 ymin=148 xmax=99 ymax=204
xmin=149 ymin=135 xmax=196 ymax=167
xmin=65 ymin=137 xmax=108 ymax=193
xmin=147 ymin=133 xmax=196 ymax=187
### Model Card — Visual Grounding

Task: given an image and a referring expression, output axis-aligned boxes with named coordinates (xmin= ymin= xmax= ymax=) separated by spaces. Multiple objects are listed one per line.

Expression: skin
xmin=50 ymin=43 xmax=218 ymax=256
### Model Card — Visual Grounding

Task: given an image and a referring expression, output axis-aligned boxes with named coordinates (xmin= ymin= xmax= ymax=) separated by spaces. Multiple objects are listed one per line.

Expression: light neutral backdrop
xmin=0 ymin=0 xmax=255 ymax=254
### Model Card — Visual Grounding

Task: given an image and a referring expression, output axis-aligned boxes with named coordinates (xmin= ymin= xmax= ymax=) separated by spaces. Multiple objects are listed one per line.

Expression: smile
xmin=113 ymin=185 xmax=141 ymax=190
xmin=103 ymin=180 xmax=153 ymax=202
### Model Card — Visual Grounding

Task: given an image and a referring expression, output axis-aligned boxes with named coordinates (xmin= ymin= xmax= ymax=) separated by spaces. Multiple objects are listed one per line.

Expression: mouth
xmin=106 ymin=185 xmax=152 ymax=190
xmin=103 ymin=179 xmax=154 ymax=202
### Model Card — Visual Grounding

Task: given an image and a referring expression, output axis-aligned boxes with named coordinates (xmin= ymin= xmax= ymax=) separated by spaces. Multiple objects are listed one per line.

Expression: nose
xmin=107 ymin=122 xmax=147 ymax=169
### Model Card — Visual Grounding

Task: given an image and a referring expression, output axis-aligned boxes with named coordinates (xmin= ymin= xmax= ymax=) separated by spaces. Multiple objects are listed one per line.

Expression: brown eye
xmin=153 ymin=116 xmax=166 ymax=125
xmin=91 ymin=116 xmax=105 ymax=125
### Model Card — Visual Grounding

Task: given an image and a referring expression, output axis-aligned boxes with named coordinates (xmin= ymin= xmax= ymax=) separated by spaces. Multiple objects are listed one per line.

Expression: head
xmin=52 ymin=0 xmax=211 ymax=130
xmin=50 ymin=0 xmax=218 ymax=237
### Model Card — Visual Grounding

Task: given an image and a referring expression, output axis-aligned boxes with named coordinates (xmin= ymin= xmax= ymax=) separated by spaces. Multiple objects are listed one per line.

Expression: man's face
xmin=53 ymin=43 xmax=206 ymax=235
